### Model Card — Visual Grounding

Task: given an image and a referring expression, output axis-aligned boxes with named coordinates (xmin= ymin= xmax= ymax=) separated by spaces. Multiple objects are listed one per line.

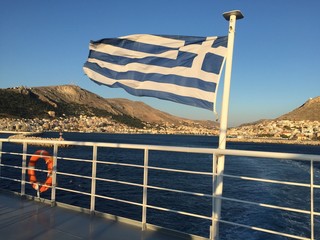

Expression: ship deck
xmin=0 ymin=192 xmax=184 ymax=240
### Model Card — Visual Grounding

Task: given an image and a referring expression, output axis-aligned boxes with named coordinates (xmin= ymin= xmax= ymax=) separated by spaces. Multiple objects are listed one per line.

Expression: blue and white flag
xmin=83 ymin=34 xmax=228 ymax=110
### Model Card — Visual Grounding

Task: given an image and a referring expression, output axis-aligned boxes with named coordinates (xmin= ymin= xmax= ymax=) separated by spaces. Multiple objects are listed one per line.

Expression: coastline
xmin=227 ymin=137 xmax=320 ymax=146
xmin=1 ymin=130 xmax=319 ymax=146
xmin=6 ymin=132 xmax=68 ymax=147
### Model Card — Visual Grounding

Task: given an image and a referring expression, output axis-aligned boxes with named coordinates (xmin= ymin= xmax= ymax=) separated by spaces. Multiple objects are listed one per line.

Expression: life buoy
xmin=28 ymin=150 xmax=53 ymax=193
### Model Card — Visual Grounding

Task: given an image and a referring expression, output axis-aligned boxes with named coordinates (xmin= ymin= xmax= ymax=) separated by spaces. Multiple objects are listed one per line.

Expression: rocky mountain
xmin=238 ymin=119 xmax=271 ymax=128
xmin=237 ymin=97 xmax=320 ymax=127
xmin=0 ymin=85 xmax=217 ymax=128
xmin=228 ymin=97 xmax=320 ymax=143
xmin=277 ymin=96 xmax=320 ymax=121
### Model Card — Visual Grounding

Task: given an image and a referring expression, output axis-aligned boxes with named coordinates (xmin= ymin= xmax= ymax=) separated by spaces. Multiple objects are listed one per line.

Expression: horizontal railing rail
xmin=0 ymin=137 xmax=319 ymax=240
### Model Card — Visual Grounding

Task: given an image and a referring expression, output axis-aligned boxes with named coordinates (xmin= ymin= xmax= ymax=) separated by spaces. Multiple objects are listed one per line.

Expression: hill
xmin=228 ymin=97 xmax=320 ymax=144
xmin=236 ymin=97 xmax=320 ymax=127
xmin=0 ymin=85 xmax=216 ymax=129
xmin=276 ymin=97 xmax=320 ymax=121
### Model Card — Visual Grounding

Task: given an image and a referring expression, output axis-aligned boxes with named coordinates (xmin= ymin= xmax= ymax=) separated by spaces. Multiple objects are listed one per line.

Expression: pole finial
xmin=223 ymin=10 xmax=244 ymax=21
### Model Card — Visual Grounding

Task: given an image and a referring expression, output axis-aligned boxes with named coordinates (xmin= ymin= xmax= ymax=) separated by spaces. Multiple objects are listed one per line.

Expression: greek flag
xmin=83 ymin=34 xmax=228 ymax=110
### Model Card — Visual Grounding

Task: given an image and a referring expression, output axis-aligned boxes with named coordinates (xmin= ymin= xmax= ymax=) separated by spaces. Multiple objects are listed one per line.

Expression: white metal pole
xmin=51 ymin=144 xmax=58 ymax=206
xmin=142 ymin=148 xmax=149 ymax=231
xmin=212 ymin=10 xmax=243 ymax=240
xmin=0 ymin=142 xmax=2 ymax=180
xmin=90 ymin=144 xmax=98 ymax=213
xmin=310 ymin=159 xmax=314 ymax=240
xmin=211 ymin=154 xmax=218 ymax=239
xmin=21 ymin=142 xmax=27 ymax=196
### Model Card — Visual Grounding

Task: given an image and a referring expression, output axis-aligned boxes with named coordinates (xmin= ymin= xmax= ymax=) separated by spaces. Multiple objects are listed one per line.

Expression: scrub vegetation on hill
xmin=0 ymin=87 xmax=144 ymax=128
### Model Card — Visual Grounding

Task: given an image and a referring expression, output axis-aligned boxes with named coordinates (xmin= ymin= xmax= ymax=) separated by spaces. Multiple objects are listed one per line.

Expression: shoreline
xmin=1 ymin=131 xmax=319 ymax=146
xmin=227 ymin=137 xmax=320 ymax=146
xmin=6 ymin=133 xmax=68 ymax=147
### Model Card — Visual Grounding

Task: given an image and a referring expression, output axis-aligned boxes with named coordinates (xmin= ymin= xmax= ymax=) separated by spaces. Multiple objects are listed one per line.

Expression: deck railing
xmin=0 ymin=138 xmax=319 ymax=240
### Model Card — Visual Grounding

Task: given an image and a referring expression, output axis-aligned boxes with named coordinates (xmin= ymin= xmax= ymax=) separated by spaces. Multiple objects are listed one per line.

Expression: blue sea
xmin=1 ymin=132 xmax=320 ymax=240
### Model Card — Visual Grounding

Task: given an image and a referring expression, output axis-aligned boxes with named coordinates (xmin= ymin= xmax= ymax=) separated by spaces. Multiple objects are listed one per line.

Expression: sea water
xmin=1 ymin=132 xmax=319 ymax=239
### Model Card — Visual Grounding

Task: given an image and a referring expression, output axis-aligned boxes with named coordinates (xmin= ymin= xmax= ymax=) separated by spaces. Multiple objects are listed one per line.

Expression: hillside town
xmin=0 ymin=115 xmax=218 ymax=135
xmin=0 ymin=116 xmax=320 ymax=145
xmin=228 ymin=120 xmax=320 ymax=144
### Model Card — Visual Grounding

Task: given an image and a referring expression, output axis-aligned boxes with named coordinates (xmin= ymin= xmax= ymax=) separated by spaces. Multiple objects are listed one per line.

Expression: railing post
xmin=142 ymin=148 xmax=149 ymax=231
xmin=51 ymin=144 xmax=58 ymax=206
xmin=310 ymin=159 xmax=314 ymax=240
xmin=90 ymin=144 xmax=98 ymax=213
xmin=210 ymin=154 xmax=218 ymax=240
xmin=21 ymin=142 xmax=27 ymax=196
xmin=0 ymin=142 xmax=2 ymax=181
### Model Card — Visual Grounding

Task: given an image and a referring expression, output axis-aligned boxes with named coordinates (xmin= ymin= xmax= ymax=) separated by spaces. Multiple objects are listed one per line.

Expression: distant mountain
xmin=238 ymin=119 xmax=271 ymax=128
xmin=277 ymin=96 xmax=320 ymax=121
xmin=0 ymin=85 xmax=217 ymax=128
xmin=235 ymin=97 xmax=320 ymax=128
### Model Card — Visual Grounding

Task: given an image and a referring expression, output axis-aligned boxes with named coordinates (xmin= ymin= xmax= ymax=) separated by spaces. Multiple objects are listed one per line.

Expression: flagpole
xmin=212 ymin=10 xmax=243 ymax=240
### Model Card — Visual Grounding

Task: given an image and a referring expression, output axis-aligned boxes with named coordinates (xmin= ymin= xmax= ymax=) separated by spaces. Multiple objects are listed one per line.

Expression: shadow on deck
xmin=0 ymin=192 xmax=194 ymax=240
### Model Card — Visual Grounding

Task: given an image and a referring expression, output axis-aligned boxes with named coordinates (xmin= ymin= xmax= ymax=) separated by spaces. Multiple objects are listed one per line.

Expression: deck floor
xmin=0 ymin=193 xmax=185 ymax=240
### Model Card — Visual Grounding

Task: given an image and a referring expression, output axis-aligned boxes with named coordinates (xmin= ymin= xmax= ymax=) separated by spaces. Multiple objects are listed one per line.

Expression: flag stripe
xmin=89 ymin=50 xmax=197 ymax=68
xmin=92 ymin=35 xmax=226 ymax=56
xmin=90 ymin=43 xmax=179 ymax=60
xmin=94 ymin=78 xmax=213 ymax=109
xmin=212 ymin=36 xmax=228 ymax=48
xmin=153 ymin=35 xmax=208 ymax=45
xmin=86 ymin=58 xmax=220 ymax=84
xmin=123 ymin=34 xmax=186 ymax=47
xmin=92 ymin=37 xmax=176 ymax=55
xmin=95 ymin=34 xmax=211 ymax=51
xmin=84 ymin=66 xmax=214 ymax=109
xmin=84 ymin=61 xmax=217 ymax=91
xmin=84 ymin=67 xmax=216 ymax=99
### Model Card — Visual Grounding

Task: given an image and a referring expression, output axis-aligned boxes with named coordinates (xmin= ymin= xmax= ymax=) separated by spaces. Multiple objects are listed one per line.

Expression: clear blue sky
xmin=1 ymin=1 xmax=319 ymax=126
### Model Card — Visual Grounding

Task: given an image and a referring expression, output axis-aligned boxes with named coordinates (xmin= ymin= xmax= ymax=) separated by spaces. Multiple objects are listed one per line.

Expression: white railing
xmin=0 ymin=138 xmax=319 ymax=240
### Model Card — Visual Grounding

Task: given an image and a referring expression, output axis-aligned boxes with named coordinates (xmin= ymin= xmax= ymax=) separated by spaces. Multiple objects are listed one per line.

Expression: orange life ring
xmin=28 ymin=150 xmax=53 ymax=193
